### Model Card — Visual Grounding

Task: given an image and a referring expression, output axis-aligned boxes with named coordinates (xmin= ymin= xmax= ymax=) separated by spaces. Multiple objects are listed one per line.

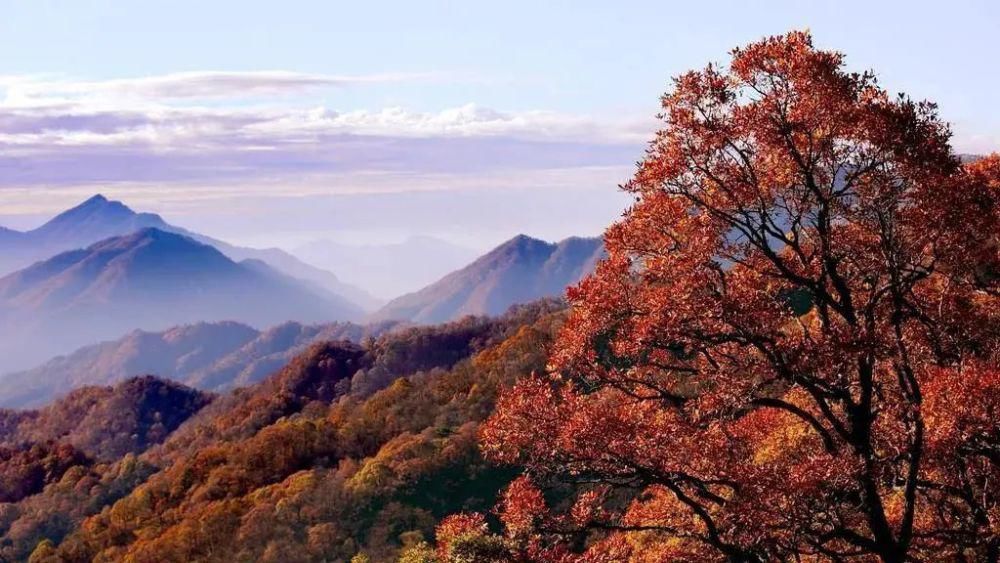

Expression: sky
xmin=0 ymin=0 xmax=997 ymax=250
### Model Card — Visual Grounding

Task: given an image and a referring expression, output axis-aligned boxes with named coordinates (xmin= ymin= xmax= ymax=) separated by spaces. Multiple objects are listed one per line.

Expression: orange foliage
xmin=478 ymin=32 xmax=1000 ymax=562
xmin=26 ymin=304 xmax=562 ymax=562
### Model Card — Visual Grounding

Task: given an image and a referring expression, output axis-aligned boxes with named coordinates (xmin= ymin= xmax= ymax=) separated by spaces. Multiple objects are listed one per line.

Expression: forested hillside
xmin=0 ymin=377 xmax=211 ymax=560
xmin=0 ymin=301 xmax=563 ymax=562
xmin=3 ymin=27 xmax=999 ymax=563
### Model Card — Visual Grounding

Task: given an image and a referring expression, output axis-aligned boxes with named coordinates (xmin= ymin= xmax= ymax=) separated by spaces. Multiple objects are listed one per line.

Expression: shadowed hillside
xmin=0 ymin=376 xmax=209 ymax=511
xmin=0 ymin=320 xmax=402 ymax=408
xmin=0 ymin=376 xmax=212 ymax=461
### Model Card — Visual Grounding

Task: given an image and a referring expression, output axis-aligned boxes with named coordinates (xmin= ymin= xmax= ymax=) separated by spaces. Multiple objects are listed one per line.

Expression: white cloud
xmin=0 ymin=70 xmax=652 ymax=146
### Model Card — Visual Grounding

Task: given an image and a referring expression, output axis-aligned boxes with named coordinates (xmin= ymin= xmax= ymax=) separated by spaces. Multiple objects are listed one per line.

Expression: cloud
xmin=0 ymin=70 xmax=651 ymax=192
xmin=0 ymin=121 xmax=640 ymax=184
xmin=0 ymin=101 xmax=648 ymax=149
xmin=0 ymin=71 xmax=432 ymax=104
xmin=246 ymin=104 xmax=647 ymax=142
xmin=0 ymin=70 xmax=648 ymax=241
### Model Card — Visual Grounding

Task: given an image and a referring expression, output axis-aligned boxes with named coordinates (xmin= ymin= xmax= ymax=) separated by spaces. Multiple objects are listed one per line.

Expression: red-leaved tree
xmin=473 ymin=32 xmax=1000 ymax=562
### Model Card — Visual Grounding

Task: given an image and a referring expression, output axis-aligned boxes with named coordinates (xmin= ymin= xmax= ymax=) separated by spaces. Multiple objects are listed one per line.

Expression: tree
xmin=480 ymin=31 xmax=1000 ymax=562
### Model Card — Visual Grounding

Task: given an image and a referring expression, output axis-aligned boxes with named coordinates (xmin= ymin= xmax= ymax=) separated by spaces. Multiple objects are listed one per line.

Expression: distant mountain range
xmin=0 ymin=195 xmax=379 ymax=310
xmin=292 ymin=235 xmax=479 ymax=299
xmin=0 ymin=195 xmax=165 ymax=269
xmin=0 ymin=319 xmax=399 ymax=408
xmin=0 ymin=228 xmax=367 ymax=373
xmin=0 ymin=195 xmax=604 ymax=380
xmin=371 ymin=234 xmax=604 ymax=324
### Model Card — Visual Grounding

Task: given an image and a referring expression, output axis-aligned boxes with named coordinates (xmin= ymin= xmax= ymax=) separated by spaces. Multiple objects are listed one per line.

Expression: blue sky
xmin=0 ymin=0 xmax=997 ymax=249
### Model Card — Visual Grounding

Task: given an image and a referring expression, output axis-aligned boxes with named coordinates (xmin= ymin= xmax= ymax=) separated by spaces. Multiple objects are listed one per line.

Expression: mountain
xmin=371 ymin=234 xmax=604 ymax=323
xmin=0 ymin=195 xmax=170 ymax=274
xmin=0 ymin=228 xmax=365 ymax=372
xmin=26 ymin=195 xmax=169 ymax=246
xmin=0 ymin=225 xmax=22 ymax=238
xmin=0 ymin=194 xmax=379 ymax=310
xmin=0 ymin=319 xmax=400 ymax=408
xmin=0 ymin=322 xmax=257 ymax=408
xmin=146 ymin=197 xmax=381 ymax=310
xmin=292 ymin=235 xmax=479 ymax=299
xmin=190 ymin=234 xmax=383 ymax=311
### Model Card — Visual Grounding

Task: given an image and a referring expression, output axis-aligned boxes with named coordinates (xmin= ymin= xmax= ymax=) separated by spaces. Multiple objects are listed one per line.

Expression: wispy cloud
xmin=0 ymin=70 xmax=649 ymax=193
xmin=0 ymin=70 xmax=648 ymax=245
xmin=0 ymin=71 xmax=434 ymax=104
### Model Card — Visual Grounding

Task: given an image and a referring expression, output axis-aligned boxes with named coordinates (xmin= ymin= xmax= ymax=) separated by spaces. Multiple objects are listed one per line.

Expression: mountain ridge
xmin=0 ymin=375 xmax=212 ymax=461
xmin=0 ymin=195 xmax=379 ymax=310
xmin=0 ymin=228 xmax=365 ymax=373
xmin=0 ymin=300 xmax=565 ymax=561
xmin=0 ymin=318 xmax=400 ymax=408
xmin=370 ymin=233 xmax=603 ymax=323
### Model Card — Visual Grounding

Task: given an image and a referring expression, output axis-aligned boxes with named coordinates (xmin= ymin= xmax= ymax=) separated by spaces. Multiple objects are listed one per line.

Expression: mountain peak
xmin=30 ymin=195 xmax=168 ymax=243
xmin=507 ymin=233 xmax=541 ymax=244
xmin=65 ymin=193 xmax=130 ymax=216
xmin=371 ymin=233 xmax=602 ymax=324
xmin=0 ymin=226 xmax=364 ymax=371
xmin=485 ymin=234 xmax=552 ymax=260
xmin=82 ymin=193 xmax=110 ymax=206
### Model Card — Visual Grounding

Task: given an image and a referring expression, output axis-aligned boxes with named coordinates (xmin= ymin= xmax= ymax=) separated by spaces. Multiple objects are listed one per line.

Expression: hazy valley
xmin=0 ymin=195 xmax=603 ymax=399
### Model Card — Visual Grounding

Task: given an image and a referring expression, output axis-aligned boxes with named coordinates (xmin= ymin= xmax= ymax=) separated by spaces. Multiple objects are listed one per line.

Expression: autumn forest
xmin=0 ymin=30 xmax=998 ymax=562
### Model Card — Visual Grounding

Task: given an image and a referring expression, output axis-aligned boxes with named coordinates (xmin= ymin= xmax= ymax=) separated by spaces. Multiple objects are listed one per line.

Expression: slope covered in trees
xmin=438 ymin=32 xmax=1000 ymax=562
xmin=3 ymin=31 xmax=999 ymax=563
xmin=0 ymin=301 xmax=563 ymax=562
xmin=0 ymin=376 xmax=211 ymax=559
xmin=0 ymin=376 xmax=212 ymax=462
